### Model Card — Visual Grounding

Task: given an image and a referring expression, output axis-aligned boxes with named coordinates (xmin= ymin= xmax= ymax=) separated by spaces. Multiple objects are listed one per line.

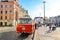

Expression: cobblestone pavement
xmin=34 ymin=26 xmax=60 ymax=40
xmin=0 ymin=27 xmax=16 ymax=33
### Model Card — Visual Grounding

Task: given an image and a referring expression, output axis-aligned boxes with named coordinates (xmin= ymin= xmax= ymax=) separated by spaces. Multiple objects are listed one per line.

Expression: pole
xmin=32 ymin=29 xmax=35 ymax=40
xmin=43 ymin=1 xmax=46 ymax=25
xmin=40 ymin=13 xmax=41 ymax=17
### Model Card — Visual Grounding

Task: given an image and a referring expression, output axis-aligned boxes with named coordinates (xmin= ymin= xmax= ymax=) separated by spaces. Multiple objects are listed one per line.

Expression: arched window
xmin=5 ymin=22 xmax=7 ymax=26
xmin=0 ymin=22 xmax=3 ymax=26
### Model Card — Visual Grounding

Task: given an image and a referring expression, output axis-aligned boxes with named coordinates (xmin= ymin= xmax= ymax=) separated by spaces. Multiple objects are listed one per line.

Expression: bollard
xmin=32 ymin=28 xmax=35 ymax=40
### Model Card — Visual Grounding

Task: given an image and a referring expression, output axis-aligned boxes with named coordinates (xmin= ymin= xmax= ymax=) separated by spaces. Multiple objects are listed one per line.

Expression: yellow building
xmin=19 ymin=7 xmax=30 ymax=18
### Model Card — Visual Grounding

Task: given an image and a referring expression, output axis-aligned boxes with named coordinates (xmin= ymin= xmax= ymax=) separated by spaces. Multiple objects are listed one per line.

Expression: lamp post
xmin=43 ymin=1 xmax=46 ymax=25
xmin=40 ymin=13 xmax=41 ymax=17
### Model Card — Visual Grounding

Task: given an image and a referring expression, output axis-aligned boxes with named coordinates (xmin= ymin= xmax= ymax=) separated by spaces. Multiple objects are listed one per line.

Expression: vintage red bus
xmin=16 ymin=18 xmax=35 ymax=34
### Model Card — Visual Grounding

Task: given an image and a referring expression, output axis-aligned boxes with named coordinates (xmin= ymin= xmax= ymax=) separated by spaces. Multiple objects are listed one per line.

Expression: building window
xmin=9 ymin=5 xmax=12 ymax=8
xmin=1 ymin=5 xmax=3 ymax=8
xmin=5 ymin=16 xmax=7 ymax=19
xmin=5 ymin=11 xmax=7 ymax=14
xmin=15 ymin=11 xmax=18 ymax=21
xmin=10 ymin=10 xmax=12 ymax=13
xmin=0 ymin=16 xmax=2 ymax=20
xmin=1 ymin=11 xmax=3 ymax=14
xmin=15 ymin=0 xmax=16 ymax=1
xmin=5 ymin=5 xmax=8 ymax=8
xmin=1 ymin=0 xmax=8 ymax=2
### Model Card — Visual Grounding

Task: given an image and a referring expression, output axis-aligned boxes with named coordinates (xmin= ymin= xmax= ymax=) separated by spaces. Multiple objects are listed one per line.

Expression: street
xmin=0 ymin=31 xmax=33 ymax=40
xmin=0 ymin=27 xmax=33 ymax=40
xmin=0 ymin=26 xmax=60 ymax=40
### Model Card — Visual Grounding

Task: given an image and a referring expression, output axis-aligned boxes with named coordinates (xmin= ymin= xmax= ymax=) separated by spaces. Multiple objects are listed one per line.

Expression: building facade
xmin=34 ymin=17 xmax=44 ymax=24
xmin=19 ymin=8 xmax=30 ymax=18
xmin=49 ymin=17 xmax=57 ymax=24
xmin=0 ymin=0 xmax=30 ymax=27
xmin=0 ymin=0 xmax=20 ymax=26
xmin=56 ymin=16 xmax=60 ymax=26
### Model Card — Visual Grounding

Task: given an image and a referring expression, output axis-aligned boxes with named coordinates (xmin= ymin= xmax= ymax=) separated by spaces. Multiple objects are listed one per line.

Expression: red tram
xmin=16 ymin=18 xmax=35 ymax=34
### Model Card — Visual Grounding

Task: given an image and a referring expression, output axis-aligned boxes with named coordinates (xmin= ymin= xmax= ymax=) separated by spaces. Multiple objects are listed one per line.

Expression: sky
xmin=18 ymin=0 xmax=60 ymax=19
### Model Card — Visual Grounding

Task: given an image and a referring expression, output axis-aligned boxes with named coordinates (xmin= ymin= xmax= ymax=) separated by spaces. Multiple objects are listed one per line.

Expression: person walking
xmin=49 ymin=23 xmax=52 ymax=31
xmin=46 ymin=23 xmax=52 ymax=33
xmin=51 ymin=23 xmax=56 ymax=31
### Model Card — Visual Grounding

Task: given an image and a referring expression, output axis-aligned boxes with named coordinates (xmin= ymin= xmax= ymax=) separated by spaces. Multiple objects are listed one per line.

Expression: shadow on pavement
xmin=0 ymin=31 xmax=18 ymax=40
xmin=17 ymin=33 xmax=29 ymax=40
xmin=0 ymin=31 xmax=29 ymax=40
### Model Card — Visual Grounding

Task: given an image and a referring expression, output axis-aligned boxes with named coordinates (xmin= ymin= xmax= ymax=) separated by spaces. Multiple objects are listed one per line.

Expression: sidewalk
xmin=0 ymin=27 xmax=16 ymax=33
xmin=34 ymin=26 xmax=60 ymax=40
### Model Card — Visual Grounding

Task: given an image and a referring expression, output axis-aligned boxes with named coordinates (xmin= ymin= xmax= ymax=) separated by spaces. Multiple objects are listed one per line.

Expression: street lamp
xmin=39 ymin=13 xmax=41 ymax=17
xmin=43 ymin=1 xmax=46 ymax=25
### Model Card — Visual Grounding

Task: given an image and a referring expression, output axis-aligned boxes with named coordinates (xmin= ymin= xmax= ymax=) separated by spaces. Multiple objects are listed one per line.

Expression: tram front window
xmin=18 ymin=19 xmax=32 ymax=24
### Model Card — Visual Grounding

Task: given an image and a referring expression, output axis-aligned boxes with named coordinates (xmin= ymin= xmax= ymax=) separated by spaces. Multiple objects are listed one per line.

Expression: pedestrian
xmin=51 ymin=23 xmax=56 ymax=31
xmin=49 ymin=23 xmax=51 ymax=31
xmin=46 ymin=23 xmax=52 ymax=33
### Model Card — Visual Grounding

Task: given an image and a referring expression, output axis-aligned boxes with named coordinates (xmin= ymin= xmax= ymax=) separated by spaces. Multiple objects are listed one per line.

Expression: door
xmin=5 ymin=22 xmax=7 ymax=26
xmin=0 ymin=22 xmax=3 ymax=26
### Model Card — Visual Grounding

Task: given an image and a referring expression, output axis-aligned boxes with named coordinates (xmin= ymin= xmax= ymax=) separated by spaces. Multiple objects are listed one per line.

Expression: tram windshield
xmin=18 ymin=18 xmax=32 ymax=24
